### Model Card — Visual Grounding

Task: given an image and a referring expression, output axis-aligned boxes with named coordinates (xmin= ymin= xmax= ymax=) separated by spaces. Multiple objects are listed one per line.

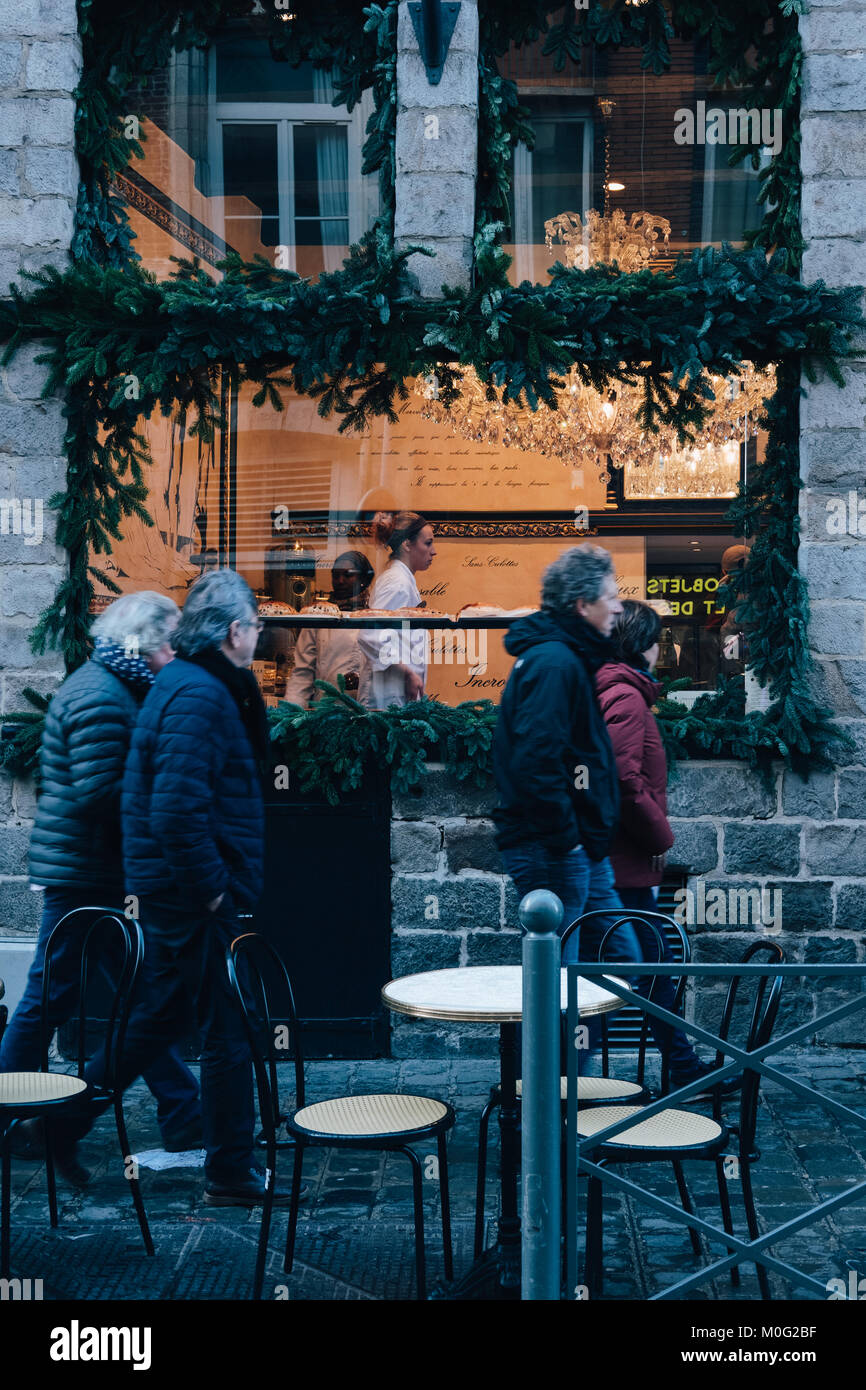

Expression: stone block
xmin=25 ymin=41 xmax=81 ymax=92
xmin=391 ymin=874 xmax=501 ymax=931
xmin=0 ymin=149 xmax=17 ymax=195
xmin=809 ymin=603 xmax=865 ymax=656
xmin=395 ymin=171 xmax=475 ymax=240
xmin=397 ymin=51 xmax=479 ymax=113
xmin=835 ymin=883 xmax=866 ymax=929
xmin=800 ymin=543 xmax=866 ymax=600
xmin=503 ymin=876 xmax=520 ymax=928
xmin=806 ymin=824 xmax=866 ymax=876
xmin=391 ymin=763 xmax=497 ymax=820
xmin=667 ymin=820 xmax=719 ymax=872
xmin=4 ymin=0 xmax=78 ymax=35
xmin=0 ymin=42 xmax=22 ymax=89
xmin=811 ymin=986 xmax=866 ymax=1045
xmin=395 ymin=105 xmax=478 ymax=175
xmin=0 ymin=97 xmax=74 ymax=147
xmin=802 ymin=116 xmax=866 ymax=179
xmin=781 ymin=769 xmax=837 ymax=819
xmin=802 ymin=237 xmax=866 ymax=288
xmin=7 ymin=453 xmax=66 ymax=495
xmin=13 ymin=775 xmax=37 ymax=820
xmin=802 ymin=55 xmax=866 ymax=113
xmin=399 ymin=238 xmax=473 ymax=295
xmin=800 ymin=431 xmax=866 ymax=490
xmin=0 ymin=773 xmax=13 ymax=818
xmin=0 ymin=622 xmax=61 ymax=670
xmin=390 ymin=820 xmax=441 ymax=873
xmin=1 ymin=669 xmax=61 ymax=713
xmin=391 ymin=930 xmax=461 ymax=976
xmin=833 ymin=719 xmax=866 ymax=765
xmin=803 ymin=935 xmax=858 ymax=964
xmin=800 ymin=10 xmax=866 ymax=51
xmin=0 ymin=564 xmax=62 ymax=617
xmin=0 ymin=824 xmax=29 ymax=874
xmin=800 ymin=367 xmax=866 ymax=429
xmin=0 ymin=878 xmax=41 ymax=935
xmin=666 ymin=763 xmax=776 ymax=819
xmin=0 ymin=400 xmax=65 ymax=455
xmin=464 ymin=930 xmax=520 ymax=967
xmin=0 ymin=195 xmax=74 ymax=246
xmin=23 ymin=146 xmax=78 ymax=196
xmin=776 ymin=880 xmax=836 ymax=933
xmin=443 ymin=819 xmax=502 ymax=874
xmin=723 ymin=823 xmax=801 ymax=875
xmin=837 ymin=768 xmax=866 ymax=818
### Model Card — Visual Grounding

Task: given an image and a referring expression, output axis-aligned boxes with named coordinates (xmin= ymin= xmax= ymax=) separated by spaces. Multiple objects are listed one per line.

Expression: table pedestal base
xmin=428 ymin=1244 xmax=520 ymax=1301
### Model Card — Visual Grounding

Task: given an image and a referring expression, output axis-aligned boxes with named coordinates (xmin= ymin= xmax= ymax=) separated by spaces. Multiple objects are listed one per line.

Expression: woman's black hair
xmin=333 ymin=549 xmax=374 ymax=591
xmin=612 ymin=599 xmax=662 ymax=663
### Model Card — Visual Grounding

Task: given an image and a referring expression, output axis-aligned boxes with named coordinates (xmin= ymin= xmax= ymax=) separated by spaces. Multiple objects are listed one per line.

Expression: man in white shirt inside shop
xmin=284 ymin=550 xmax=374 ymax=706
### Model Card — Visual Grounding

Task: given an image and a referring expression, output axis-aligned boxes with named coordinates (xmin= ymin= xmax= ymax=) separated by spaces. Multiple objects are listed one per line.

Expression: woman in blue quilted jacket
xmin=1 ymin=591 xmax=203 ymax=1178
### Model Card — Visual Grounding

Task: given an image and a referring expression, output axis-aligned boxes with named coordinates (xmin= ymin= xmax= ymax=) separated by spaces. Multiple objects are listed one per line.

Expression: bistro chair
xmin=0 ymin=976 xmax=7 ymax=1047
xmin=0 ymin=907 xmax=154 ymax=1277
xmin=473 ymin=912 xmax=680 ymax=1258
xmin=580 ymin=939 xmax=785 ymax=1300
xmin=227 ymin=933 xmax=455 ymax=1301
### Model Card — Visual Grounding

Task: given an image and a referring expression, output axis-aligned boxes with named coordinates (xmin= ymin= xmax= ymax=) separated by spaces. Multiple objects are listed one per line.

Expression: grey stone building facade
xmin=0 ymin=1 xmax=864 ymax=1055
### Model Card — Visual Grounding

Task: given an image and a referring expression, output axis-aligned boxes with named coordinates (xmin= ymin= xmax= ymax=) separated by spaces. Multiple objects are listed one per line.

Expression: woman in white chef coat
xmin=357 ymin=512 xmax=437 ymax=708
xmin=284 ymin=550 xmax=374 ymax=706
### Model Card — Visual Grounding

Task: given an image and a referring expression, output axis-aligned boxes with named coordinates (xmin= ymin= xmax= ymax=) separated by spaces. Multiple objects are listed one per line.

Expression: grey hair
xmin=540 ymin=545 xmax=615 ymax=615
xmin=91 ymin=591 xmax=179 ymax=657
xmin=173 ymin=569 xmax=258 ymax=657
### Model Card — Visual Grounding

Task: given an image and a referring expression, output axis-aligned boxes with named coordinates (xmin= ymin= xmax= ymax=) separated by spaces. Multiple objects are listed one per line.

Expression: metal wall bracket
xmin=409 ymin=1 xmax=461 ymax=85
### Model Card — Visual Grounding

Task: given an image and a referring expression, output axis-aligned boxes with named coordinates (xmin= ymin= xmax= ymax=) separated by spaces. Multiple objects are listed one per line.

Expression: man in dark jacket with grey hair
xmin=51 ymin=569 xmax=290 ymax=1206
xmin=1 ymin=591 xmax=202 ymax=1175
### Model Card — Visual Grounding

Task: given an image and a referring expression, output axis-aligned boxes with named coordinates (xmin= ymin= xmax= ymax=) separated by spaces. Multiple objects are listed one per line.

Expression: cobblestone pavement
xmin=4 ymin=1047 xmax=866 ymax=1301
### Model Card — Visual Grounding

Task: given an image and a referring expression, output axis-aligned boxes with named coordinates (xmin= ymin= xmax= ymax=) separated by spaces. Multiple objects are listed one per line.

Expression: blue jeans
xmin=51 ymin=899 xmax=255 ymax=1184
xmin=615 ymin=886 xmax=699 ymax=1076
xmin=501 ymin=844 xmax=699 ymax=1072
xmin=501 ymin=844 xmax=643 ymax=966
xmin=0 ymin=888 xmax=200 ymax=1143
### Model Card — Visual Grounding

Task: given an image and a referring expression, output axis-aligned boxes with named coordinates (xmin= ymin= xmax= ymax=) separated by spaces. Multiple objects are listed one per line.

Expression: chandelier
xmin=419 ymin=175 xmax=774 ymax=489
xmin=419 ymin=361 xmax=774 ymax=486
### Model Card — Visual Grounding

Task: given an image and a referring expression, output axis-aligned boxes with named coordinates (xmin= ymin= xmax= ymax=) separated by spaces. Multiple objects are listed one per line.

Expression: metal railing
xmin=520 ymin=892 xmax=866 ymax=1301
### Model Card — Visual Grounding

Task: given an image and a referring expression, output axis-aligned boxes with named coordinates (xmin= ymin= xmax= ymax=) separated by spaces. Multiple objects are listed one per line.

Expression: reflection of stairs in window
xmin=116 ymin=118 xmax=269 ymax=273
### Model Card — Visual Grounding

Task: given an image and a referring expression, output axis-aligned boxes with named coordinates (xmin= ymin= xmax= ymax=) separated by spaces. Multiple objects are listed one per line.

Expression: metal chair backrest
xmin=562 ymin=906 xmax=690 ymax=1078
xmin=226 ymin=933 xmax=306 ymax=1140
xmin=711 ymin=939 xmax=785 ymax=1155
xmin=41 ymin=906 xmax=142 ymax=1088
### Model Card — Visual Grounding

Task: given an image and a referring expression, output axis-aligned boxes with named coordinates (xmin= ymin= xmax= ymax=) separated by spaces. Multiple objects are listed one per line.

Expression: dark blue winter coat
xmin=492 ymin=609 xmax=620 ymax=860
xmin=122 ymin=657 xmax=265 ymax=914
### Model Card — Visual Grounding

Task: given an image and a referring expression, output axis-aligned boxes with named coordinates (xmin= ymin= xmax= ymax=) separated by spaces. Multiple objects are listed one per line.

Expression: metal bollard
xmin=520 ymin=889 xmax=563 ymax=1300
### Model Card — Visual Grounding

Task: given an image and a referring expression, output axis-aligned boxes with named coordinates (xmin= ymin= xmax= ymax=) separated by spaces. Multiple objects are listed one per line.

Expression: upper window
xmin=119 ymin=34 xmax=377 ymax=281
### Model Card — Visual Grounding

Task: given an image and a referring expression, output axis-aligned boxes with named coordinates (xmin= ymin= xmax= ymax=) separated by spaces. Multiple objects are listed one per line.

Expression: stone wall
xmin=389 ymin=761 xmax=866 ymax=1056
xmin=0 ymin=0 xmax=79 ymax=966
xmin=394 ymin=0 xmax=478 ymax=295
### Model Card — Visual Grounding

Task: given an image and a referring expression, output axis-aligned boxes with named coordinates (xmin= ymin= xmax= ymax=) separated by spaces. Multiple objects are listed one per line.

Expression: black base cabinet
xmin=250 ymin=759 xmax=393 ymax=1058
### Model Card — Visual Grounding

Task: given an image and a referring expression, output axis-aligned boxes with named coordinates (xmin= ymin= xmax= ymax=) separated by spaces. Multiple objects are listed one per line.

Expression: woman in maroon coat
xmin=597 ymin=600 xmax=721 ymax=1091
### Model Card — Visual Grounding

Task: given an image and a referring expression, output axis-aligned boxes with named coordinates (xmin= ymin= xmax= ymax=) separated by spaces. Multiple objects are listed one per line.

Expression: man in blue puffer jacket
xmin=53 ymin=570 xmax=289 ymax=1206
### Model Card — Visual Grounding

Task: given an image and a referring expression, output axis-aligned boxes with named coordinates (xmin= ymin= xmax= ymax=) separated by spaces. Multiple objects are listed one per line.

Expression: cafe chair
xmin=580 ymin=940 xmax=785 ymax=1301
xmin=0 ymin=907 xmax=154 ymax=1278
xmin=0 ymin=976 xmax=7 ymax=1047
xmin=473 ymin=913 xmax=679 ymax=1258
xmin=227 ymin=933 xmax=455 ymax=1301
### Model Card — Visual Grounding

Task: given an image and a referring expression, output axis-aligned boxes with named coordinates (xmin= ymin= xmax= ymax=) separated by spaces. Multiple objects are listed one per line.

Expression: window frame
xmin=206 ymin=50 xmax=371 ymax=270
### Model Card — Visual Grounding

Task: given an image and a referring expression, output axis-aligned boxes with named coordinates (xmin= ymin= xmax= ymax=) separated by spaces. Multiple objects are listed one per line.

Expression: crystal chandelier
xmin=418 ymin=362 xmax=774 ymax=486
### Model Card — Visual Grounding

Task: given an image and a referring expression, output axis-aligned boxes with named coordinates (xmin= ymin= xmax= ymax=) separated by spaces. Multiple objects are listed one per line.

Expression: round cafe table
xmin=381 ymin=964 xmax=627 ymax=1299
